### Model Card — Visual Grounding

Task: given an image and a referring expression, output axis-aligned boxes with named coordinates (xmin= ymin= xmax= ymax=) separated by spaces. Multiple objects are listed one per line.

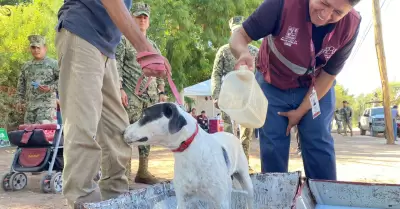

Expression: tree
xmin=0 ymin=0 xmax=263 ymax=128
xmin=144 ymin=0 xmax=261 ymax=91
xmin=371 ymin=82 xmax=400 ymax=106
xmin=0 ymin=0 xmax=62 ymax=87
xmin=334 ymin=83 xmax=355 ymax=109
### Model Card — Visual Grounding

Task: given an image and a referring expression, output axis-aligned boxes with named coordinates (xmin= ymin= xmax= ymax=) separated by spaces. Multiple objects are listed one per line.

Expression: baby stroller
xmin=2 ymin=123 xmax=64 ymax=193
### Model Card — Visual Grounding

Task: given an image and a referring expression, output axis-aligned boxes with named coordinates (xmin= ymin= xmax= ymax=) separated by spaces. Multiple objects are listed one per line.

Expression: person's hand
xmin=138 ymin=52 xmax=170 ymax=78
xmin=38 ymin=85 xmax=51 ymax=93
xmin=278 ymin=109 xmax=304 ymax=136
xmin=234 ymin=51 xmax=255 ymax=71
xmin=120 ymin=89 xmax=128 ymax=107
xmin=159 ymin=94 xmax=167 ymax=102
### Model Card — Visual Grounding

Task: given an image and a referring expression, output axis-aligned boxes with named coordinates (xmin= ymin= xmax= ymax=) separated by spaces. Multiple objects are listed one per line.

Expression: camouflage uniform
xmin=211 ymin=16 xmax=259 ymax=172
xmin=115 ymin=2 xmax=165 ymax=186
xmin=340 ymin=105 xmax=353 ymax=136
xmin=16 ymin=35 xmax=59 ymax=125
xmin=334 ymin=109 xmax=342 ymax=134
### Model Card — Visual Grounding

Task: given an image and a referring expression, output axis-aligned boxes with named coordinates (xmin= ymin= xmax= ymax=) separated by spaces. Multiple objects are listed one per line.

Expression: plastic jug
xmin=218 ymin=66 xmax=268 ymax=128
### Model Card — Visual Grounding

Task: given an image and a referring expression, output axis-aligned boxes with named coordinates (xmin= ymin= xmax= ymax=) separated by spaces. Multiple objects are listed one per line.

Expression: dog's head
xmin=124 ymin=102 xmax=198 ymax=149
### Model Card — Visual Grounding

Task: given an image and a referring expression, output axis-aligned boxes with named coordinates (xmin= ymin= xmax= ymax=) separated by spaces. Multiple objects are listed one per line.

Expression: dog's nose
xmin=138 ymin=137 xmax=148 ymax=142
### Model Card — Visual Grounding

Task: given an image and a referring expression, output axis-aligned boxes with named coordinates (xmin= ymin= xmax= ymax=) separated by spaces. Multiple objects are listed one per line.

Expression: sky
xmin=336 ymin=0 xmax=400 ymax=96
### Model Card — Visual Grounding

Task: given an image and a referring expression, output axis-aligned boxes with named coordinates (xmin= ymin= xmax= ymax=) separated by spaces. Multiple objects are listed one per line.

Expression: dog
xmin=124 ymin=102 xmax=254 ymax=209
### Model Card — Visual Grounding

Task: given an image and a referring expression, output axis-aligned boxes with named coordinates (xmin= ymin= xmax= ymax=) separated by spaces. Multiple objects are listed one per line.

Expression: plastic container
xmin=218 ymin=66 xmax=268 ymax=128
xmin=208 ymin=119 xmax=224 ymax=133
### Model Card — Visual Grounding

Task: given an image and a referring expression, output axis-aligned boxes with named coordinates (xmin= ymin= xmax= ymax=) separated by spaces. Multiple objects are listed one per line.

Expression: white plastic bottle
xmin=218 ymin=66 xmax=268 ymax=128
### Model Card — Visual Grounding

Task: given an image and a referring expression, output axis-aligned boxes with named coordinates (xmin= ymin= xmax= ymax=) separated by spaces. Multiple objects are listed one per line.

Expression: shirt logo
xmin=322 ymin=46 xmax=337 ymax=59
xmin=281 ymin=26 xmax=299 ymax=47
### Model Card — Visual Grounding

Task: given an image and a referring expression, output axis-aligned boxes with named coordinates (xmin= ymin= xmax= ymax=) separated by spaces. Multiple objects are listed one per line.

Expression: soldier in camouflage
xmin=340 ymin=101 xmax=353 ymax=136
xmin=16 ymin=35 xmax=59 ymax=125
xmin=334 ymin=109 xmax=342 ymax=134
xmin=211 ymin=16 xmax=259 ymax=173
xmin=116 ymin=2 xmax=165 ymax=187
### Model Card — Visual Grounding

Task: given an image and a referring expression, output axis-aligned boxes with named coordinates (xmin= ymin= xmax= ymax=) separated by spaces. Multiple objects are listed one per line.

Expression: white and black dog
xmin=124 ymin=102 xmax=254 ymax=209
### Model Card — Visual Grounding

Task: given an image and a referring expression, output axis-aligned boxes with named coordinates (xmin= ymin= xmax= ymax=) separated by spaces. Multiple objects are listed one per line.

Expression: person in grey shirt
xmin=55 ymin=0 xmax=171 ymax=207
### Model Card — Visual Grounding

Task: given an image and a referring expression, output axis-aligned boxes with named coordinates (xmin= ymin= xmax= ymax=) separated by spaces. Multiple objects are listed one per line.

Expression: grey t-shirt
xmin=56 ymin=0 xmax=132 ymax=59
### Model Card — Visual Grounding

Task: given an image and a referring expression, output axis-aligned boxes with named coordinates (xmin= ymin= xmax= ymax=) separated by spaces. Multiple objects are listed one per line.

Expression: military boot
xmin=134 ymin=156 xmax=164 ymax=185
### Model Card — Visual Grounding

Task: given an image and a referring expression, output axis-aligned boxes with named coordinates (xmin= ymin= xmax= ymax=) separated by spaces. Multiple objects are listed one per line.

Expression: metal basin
xmin=81 ymin=171 xmax=301 ymax=209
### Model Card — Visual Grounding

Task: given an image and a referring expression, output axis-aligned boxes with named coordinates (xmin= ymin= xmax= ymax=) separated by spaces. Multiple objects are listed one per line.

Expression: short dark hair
xmin=201 ymin=110 xmax=205 ymax=113
xmin=348 ymin=0 xmax=361 ymax=6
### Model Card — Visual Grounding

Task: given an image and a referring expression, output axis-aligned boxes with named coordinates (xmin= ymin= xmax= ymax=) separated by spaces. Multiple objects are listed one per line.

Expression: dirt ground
xmin=0 ymin=131 xmax=399 ymax=209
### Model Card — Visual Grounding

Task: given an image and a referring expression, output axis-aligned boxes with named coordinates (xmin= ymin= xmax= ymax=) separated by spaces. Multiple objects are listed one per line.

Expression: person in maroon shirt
xmin=229 ymin=0 xmax=361 ymax=180
xmin=197 ymin=110 xmax=209 ymax=131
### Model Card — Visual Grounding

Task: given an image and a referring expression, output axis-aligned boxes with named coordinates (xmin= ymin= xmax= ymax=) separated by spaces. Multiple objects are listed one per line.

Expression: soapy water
xmin=82 ymin=172 xmax=301 ymax=209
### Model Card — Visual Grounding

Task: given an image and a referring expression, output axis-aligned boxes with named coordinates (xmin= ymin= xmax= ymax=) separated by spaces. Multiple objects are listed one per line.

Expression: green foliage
xmin=0 ymin=0 xmax=61 ymax=129
xmin=0 ymin=0 xmax=262 ymax=128
xmin=1 ymin=0 xmax=261 ymax=92
xmin=7 ymin=0 xmax=399 ymax=132
xmin=0 ymin=91 xmax=11 ymax=129
xmin=0 ymin=0 xmax=61 ymax=87
xmin=144 ymin=0 xmax=260 ymax=91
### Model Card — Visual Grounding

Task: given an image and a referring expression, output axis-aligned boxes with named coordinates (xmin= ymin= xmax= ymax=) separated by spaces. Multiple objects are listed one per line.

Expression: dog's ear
xmin=163 ymin=103 xmax=174 ymax=119
xmin=163 ymin=103 xmax=187 ymax=134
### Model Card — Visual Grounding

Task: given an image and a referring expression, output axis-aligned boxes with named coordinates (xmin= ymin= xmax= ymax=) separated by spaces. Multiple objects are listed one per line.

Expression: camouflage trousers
xmin=336 ymin=120 xmax=343 ymax=134
xmin=240 ymin=126 xmax=254 ymax=162
xmin=24 ymin=106 xmax=57 ymax=124
xmin=221 ymin=111 xmax=233 ymax=134
xmin=125 ymin=93 xmax=153 ymax=158
xmin=222 ymin=111 xmax=253 ymax=162
xmin=342 ymin=120 xmax=352 ymax=136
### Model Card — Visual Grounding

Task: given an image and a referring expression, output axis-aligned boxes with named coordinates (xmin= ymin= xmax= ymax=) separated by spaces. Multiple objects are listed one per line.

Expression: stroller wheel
xmin=40 ymin=174 xmax=52 ymax=193
xmin=50 ymin=172 xmax=63 ymax=193
xmin=10 ymin=172 xmax=27 ymax=191
xmin=2 ymin=173 xmax=13 ymax=191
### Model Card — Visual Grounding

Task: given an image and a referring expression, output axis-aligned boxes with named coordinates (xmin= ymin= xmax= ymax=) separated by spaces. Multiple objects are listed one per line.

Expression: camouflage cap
xmin=229 ymin=16 xmax=245 ymax=32
xmin=131 ymin=2 xmax=150 ymax=17
xmin=28 ymin=35 xmax=45 ymax=47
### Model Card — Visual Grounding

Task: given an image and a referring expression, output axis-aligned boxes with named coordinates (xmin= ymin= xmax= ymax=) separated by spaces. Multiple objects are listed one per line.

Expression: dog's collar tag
xmin=171 ymin=124 xmax=199 ymax=152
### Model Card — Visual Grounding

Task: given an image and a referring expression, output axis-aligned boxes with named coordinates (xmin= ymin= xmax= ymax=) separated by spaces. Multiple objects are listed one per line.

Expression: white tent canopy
xmin=183 ymin=79 xmax=211 ymax=96
xmin=182 ymin=79 xmax=220 ymax=117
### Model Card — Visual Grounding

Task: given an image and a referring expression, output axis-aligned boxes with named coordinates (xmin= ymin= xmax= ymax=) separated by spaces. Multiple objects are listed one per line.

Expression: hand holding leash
xmin=135 ymin=52 xmax=182 ymax=105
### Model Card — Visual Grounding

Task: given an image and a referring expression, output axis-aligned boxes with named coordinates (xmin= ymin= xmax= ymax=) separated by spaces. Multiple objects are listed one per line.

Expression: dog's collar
xmin=171 ymin=124 xmax=199 ymax=153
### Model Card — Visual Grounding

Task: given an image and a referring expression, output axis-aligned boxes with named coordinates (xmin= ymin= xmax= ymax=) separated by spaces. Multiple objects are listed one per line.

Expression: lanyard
xmin=307 ymin=24 xmax=335 ymax=86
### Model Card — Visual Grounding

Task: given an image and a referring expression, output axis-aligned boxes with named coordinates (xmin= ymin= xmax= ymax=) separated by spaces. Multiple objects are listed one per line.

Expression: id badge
xmin=309 ymin=87 xmax=321 ymax=119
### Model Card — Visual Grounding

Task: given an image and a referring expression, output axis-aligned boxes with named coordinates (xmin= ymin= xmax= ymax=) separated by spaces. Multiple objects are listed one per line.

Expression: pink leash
xmin=135 ymin=52 xmax=183 ymax=105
